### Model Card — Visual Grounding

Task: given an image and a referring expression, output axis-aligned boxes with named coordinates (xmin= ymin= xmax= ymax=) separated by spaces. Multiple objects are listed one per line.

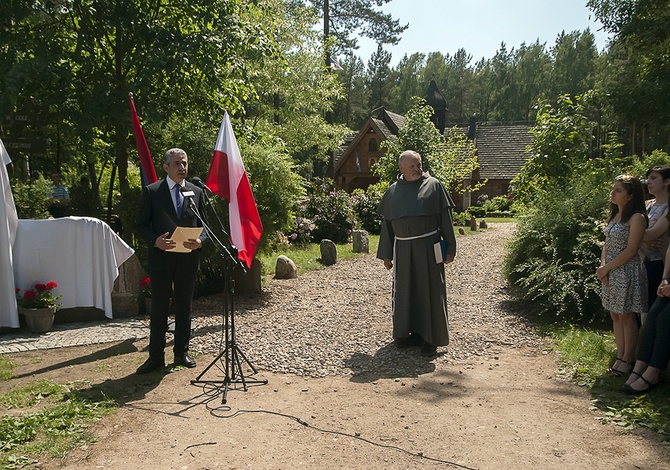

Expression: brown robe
xmin=376 ymin=173 xmax=456 ymax=346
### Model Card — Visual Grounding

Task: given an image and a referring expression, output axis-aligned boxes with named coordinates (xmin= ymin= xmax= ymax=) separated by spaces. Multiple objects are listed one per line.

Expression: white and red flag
xmin=206 ymin=111 xmax=262 ymax=269
xmin=129 ymin=93 xmax=157 ymax=185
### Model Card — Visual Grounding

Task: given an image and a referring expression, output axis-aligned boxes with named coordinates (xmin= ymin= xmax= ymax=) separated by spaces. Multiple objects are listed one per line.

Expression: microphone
xmin=191 ymin=176 xmax=213 ymax=195
xmin=180 ymin=187 xmax=195 ymax=198
xmin=180 ymin=186 xmax=196 ymax=210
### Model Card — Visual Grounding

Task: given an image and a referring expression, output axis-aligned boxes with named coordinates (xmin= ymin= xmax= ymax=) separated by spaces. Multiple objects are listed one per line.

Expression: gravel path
xmin=190 ymin=222 xmax=542 ymax=377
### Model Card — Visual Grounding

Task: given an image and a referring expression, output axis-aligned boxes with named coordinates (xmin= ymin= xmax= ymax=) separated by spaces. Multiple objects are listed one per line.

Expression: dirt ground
xmin=2 ymin=333 xmax=669 ymax=469
xmin=3 ymin=223 xmax=670 ymax=469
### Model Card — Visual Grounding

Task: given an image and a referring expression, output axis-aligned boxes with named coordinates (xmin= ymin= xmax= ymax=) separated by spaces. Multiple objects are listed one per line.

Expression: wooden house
xmin=333 ymin=108 xmax=404 ymax=192
xmin=333 ymin=79 xmax=534 ymax=210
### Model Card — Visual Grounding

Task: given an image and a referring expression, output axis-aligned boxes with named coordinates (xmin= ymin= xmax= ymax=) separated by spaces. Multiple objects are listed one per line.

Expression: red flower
xmin=16 ymin=281 xmax=62 ymax=309
xmin=23 ymin=290 xmax=37 ymax=300
xmin=140 ymin=277 xmax=151 ymax=287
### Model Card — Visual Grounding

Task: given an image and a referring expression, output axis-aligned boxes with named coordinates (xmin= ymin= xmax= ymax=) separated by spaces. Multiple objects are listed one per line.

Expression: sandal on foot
xmin=608 ymin=359 xmax=632 ymax=377
xmin=622 ymin=375 xmax=657 ymax=395
xmin=624 ymin=370 xmax=642 ymax=386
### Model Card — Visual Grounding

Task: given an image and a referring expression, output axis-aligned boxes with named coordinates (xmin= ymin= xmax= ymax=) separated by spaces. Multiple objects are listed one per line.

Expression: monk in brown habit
xmin=377 ymin=150 xmax=456 ymax=357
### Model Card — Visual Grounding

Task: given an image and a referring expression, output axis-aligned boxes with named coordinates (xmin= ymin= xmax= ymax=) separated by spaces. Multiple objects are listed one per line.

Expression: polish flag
xmin=129 ymin=93 xmax=157 ymax=185
xmin=206 ymin=111 xmax=262 ymax=269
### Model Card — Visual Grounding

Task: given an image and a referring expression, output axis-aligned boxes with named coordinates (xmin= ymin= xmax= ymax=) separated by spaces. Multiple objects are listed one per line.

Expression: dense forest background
xmin=1 ymin=0 xmax=669 ymax=241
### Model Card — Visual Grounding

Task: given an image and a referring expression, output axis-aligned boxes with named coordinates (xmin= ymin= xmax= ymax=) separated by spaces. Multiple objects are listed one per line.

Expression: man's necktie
xmin=175 ymin=184 xmax=183 ymax=219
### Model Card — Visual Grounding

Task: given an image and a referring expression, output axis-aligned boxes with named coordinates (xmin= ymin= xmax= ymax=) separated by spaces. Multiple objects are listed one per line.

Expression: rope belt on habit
xmin=395 ymin=229 xmax=438 ymax=241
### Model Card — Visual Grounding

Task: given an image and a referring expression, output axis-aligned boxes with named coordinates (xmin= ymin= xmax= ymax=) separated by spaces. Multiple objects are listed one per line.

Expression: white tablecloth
xmin=13 ymin=216 xmax=135 ymax=320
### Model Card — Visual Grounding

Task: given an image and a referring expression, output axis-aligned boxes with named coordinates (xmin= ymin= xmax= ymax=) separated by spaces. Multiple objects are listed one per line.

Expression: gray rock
xmin=275 ymin=255 xmax=298 ymax=279
xmin=479 ymin=218 xmax=488 ymax=229
xmin=320 ymin=239 xmax=337 ymax=266
xmin=469 ymin=215 xmax=478 ymax=231
xmin=234 ymin=258 xmax=262 ymax=294
xmin=352 ymin=230 xmax=369 ymax=253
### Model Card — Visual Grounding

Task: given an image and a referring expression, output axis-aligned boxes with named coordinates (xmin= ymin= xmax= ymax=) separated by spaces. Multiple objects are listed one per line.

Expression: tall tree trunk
xmin=324 ymin=0 xmax=334 ymax=177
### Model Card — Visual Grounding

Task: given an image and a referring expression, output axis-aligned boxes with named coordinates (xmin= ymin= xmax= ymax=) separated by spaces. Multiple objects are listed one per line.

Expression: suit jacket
xmin=136 ymin=179 xmax=208 ymax=269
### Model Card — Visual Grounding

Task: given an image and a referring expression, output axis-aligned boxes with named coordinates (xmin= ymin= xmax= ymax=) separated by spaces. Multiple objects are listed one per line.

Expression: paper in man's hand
xmin=169 ymin=227 xmax=203 ymax=252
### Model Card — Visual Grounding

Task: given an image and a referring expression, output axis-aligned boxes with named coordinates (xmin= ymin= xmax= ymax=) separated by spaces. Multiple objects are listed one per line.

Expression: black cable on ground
xmin=200 ymin=391 xmax=477 ymax=470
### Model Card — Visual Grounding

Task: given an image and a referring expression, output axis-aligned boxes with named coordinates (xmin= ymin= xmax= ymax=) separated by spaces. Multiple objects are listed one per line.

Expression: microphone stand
xmin=187 ymin=194 xmax=267 ymax=404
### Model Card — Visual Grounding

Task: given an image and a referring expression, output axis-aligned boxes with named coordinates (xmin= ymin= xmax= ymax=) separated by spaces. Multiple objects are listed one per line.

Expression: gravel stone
xmin=190 ymin=223 xmax=541 ymax=377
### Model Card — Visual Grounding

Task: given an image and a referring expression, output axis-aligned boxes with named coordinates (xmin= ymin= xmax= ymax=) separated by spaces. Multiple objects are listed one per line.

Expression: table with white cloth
xmin=12 ymin=216 xmax=135 ymax=322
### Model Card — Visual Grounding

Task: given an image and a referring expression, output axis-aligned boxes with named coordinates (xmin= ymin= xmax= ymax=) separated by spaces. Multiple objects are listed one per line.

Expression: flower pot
xmin=144 ymin=297 xmax=152 ymax=314
xmin=19 ymin=306 xmax=56 ymax=333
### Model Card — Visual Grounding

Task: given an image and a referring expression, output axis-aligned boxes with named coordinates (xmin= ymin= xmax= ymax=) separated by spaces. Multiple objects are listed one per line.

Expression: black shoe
xmin=174 ymin=353 xmax=196 ymax=368
xmin=622 ymin=375 xmax=657 ymax=395
xmin=136 ymin=356 xmax=165 ymax=374
xmin=420 ymin=344 xmax=438 ymax=357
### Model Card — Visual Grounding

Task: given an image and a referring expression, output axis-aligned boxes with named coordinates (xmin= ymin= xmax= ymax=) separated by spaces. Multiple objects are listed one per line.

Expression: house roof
xmin=334 ymin=109 xmax=405 ymax=172
xmin=335 ymin=107 xmax=533 ymax=181
xmin=473 ymin=125 xmax=533 ymax=180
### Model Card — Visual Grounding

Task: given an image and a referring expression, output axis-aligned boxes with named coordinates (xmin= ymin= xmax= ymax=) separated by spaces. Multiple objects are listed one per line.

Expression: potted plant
xmin=16 ymin=281 xmax=62 ymax=333
xmin=140 ymin=277 xmax=151 ymax=314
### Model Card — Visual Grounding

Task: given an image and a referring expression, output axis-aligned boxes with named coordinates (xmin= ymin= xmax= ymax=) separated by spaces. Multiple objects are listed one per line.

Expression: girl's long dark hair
xmin=607 ymin=175 xmax=649 ymax=225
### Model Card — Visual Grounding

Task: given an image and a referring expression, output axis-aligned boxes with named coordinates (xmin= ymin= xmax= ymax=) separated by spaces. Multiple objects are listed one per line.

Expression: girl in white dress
xmin=597 ymin=175 xmax=648 ymax=376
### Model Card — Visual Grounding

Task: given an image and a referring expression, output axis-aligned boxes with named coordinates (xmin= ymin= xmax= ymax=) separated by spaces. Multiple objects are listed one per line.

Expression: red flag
xmin=129 ymin=93 xmax=157 ymax=185
xmin=206 ymin=111 xmax=263 ymax=269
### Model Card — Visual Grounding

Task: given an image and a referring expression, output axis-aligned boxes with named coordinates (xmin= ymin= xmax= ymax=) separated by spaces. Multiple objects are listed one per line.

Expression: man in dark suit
xmin=135 ymin=148 xmax=208 ymax=374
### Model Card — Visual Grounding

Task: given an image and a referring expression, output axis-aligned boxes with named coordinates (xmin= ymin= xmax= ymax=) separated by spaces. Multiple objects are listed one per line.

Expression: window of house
xmin=368 ymin=138 xmax=378 ymax=152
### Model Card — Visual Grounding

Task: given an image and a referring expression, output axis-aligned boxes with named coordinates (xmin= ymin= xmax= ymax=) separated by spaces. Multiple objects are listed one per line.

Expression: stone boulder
xmin=320 ymin=239 xmax=337 ymax=266
xmin=275 ymin=255 xmax=298 ymax=279
xmin=352 ymin=230 xmax=369 ymax=253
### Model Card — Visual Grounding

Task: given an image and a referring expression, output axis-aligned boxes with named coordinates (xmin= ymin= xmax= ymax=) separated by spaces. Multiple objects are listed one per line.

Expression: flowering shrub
xmin=351 ymin=184 xmax=385 ymax=235
xmin=16 ymin=282 xmax=62 ymax=310
xmin=140 ymin=277 xmax=151 ymax=299
xmin=304 ymin=179 xmax=357 ymax=244
xmin=289 ymin=216 xmax=315 ymax=246
xmin=269 ymin=230 xmax=290 ymax=250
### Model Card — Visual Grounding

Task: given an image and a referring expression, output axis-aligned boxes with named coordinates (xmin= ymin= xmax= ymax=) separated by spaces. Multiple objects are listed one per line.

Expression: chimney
xmin=467 ymin=114 xmax=477 ymax=140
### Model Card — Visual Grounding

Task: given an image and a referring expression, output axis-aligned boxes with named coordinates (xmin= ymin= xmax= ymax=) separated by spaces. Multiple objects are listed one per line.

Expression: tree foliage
xmin=510 ymin=92 xmax=598 ymax=210
xmin=503 ymin=91 xmax=644 ymax=323
xmin=375 ymin=97 xmax=481 ymax=195
xmin=301 ymin=0 xmax=408 ymax=55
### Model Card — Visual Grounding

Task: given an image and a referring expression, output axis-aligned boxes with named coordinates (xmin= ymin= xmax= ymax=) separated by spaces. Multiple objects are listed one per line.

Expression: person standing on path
xmin=135 ymin=148 xmax=208 ymax=374
xmin=376 ymin=150 xmax=456 ymax=357
xmin=597 ymin=174 xmax=648 ymax=377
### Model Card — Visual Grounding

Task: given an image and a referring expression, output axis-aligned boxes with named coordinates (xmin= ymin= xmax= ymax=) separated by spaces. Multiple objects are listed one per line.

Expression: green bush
xmin=240 ymin=142 xmax=306 ymax=253
xmin=351 ymin=182 xmax=386 ymax=235
xmin=467 ymin=206 xmax=486 ymax=217
xmin=452 ymin=211 xmax=470 ymax=226
xmin=484 ymin=196 xmax=511 ymax=212
xmin=304 ymin=178 xmax=356 ymax=244
xmin=503 ymin=176 xmax=610 ymax=322
xmin=10 ymin=176 xmax=51 ymax=219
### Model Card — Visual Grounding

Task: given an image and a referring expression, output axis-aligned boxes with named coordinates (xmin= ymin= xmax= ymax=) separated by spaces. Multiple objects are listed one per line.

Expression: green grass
xmin=0 ymin=380 xmax=117 ymax=469
xmin=257 ymin=235 xmax=380 ymax=281
xmin=0 ymin=356 xmax=13 ymax=381
xmin=548 ymin=324 xmax=670 ymax=440
xmin=257 ymin=223 xmax=502 ymax=279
